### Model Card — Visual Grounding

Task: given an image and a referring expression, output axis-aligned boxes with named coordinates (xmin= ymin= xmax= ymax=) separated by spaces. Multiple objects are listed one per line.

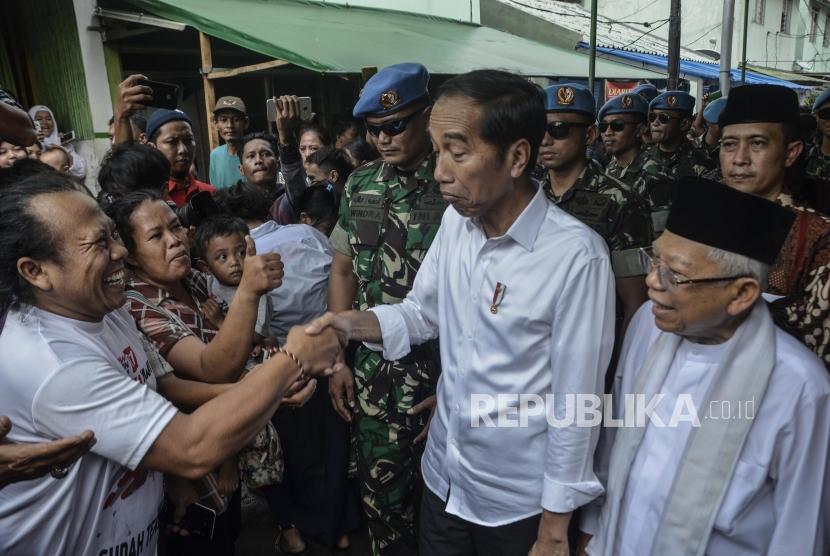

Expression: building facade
xmin=595 ymin=0 xmax=830 ymax=74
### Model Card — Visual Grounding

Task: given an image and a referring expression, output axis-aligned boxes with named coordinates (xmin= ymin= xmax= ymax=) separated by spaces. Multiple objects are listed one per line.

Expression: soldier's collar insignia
xmin=667 ymin=95 xmax=678 ymax=107
xmin=557 ymin=86 xmax=575 ymax=106
xmin=380 ymin=90 xmax=400 ymax=110
xmin=621 ymin=95 xmax=633 ymax=109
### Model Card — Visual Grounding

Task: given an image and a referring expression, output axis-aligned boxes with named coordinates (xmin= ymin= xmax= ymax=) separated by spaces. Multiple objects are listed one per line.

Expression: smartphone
xmin=136 ymin=79 xmax=180 ymax=110
xmin=160 ymin=499 xmax=217 ymax=539
xmin=266 ymin=96 xmax=313 ymax=122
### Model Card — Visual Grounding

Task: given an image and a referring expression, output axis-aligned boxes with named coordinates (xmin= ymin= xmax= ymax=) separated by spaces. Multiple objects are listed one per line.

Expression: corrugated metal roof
xmin=499 ymin=0 xmax=716 ymax=63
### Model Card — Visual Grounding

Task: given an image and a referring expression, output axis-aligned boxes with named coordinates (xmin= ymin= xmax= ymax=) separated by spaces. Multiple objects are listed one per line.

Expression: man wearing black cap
xmin=327 ymin=62 xmax=445 ymax=556
xmin=718 ymin=84 xmax=830 ymax=367
xmin=580 ymin=177 xmax=830 ymax=556
xmin=643 ymin=91 xmax=717 ymax=180
xmin=146 ymin=108 xmax=216 ymax=208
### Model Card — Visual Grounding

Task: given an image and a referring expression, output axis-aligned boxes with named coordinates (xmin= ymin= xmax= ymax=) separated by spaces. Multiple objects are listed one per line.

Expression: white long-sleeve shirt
xmin=583 ymin=302 xmax=830 ymax=555
xmin=369 ymin=186 xmax=616 ymax=526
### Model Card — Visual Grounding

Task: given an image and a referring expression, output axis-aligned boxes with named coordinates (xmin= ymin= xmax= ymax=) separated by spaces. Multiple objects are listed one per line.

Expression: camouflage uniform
xmin=535 ymin=159 xmax=652 ymax=277
xmin=330 ymin=153 xmax=445 ymax=556
xmin=606 ymin=146 xmax=674 ymax=236
xmin=805 ymin=144 xmax=830 ymax=181
xmin=643 ymin=139 xmax=718 ymax=180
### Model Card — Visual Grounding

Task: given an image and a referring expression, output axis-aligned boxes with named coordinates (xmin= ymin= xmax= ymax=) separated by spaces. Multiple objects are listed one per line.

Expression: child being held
xmin=192 ymin=215 xmax=279 ymax=494
xmin=193 ymin=215 xmax=272 ymax=347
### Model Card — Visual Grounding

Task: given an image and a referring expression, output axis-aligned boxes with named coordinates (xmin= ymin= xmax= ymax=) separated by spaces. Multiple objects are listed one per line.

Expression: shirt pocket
xmin=713 ymin=458 xmax=769 ymax=534
xmin=348 ymin=193 xmax=384 ymax=248
xmin=405 ymin=193 xmax=445 ymax=253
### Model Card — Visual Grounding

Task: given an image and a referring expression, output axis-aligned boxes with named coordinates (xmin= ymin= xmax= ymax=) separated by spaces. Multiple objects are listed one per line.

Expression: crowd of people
xmin=0 ymin=60 xmax=828 ymax=556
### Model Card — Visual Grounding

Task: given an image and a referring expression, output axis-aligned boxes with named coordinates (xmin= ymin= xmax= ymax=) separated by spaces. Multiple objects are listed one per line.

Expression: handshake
xmin=282 ymin=313 xmax=356 ymax=378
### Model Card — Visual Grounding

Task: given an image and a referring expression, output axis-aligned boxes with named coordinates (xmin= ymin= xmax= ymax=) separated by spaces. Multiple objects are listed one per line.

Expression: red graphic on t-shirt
xmin=118 ymin=346 xmax=138 ymax=374
xmin=103 ymin=468 xmax=149 ymax=509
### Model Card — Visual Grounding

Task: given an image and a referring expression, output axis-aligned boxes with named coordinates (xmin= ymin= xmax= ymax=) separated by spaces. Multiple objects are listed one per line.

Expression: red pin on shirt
xmin=490 ymin=282 xmax=506 ymax=314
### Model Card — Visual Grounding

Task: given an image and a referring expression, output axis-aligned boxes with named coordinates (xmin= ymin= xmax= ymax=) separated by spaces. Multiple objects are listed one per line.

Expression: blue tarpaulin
xmin=582 ymin=43 xmax=813 ymax=90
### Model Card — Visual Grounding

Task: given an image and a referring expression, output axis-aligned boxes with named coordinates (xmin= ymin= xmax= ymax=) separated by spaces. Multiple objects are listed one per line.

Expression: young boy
xmin=193 ymin=215 xmax=272 ymax=345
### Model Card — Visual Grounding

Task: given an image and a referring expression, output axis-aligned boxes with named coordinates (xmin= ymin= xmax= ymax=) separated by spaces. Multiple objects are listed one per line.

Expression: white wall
xmin=318 ymin=0 xmax=481 ymax=22
xmin=594 ymin=0 xmax=830 ymax=73
xmin=72 ymin=0 xmax=116 ymax=192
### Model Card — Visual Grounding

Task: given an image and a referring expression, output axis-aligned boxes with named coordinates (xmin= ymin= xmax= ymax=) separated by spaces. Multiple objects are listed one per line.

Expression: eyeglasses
xmin=648 ymin=112 xmax=682 ymax=125
xmin=639 ymin=247 xmax=748 ymax=289
xmin=366 ymin=110 xmax=423 ymax=137
xmin=598 ymin=120 xmax=637 ymax=133
xmin=816 ymin=108 xmax=830 ymax=120
xmin=545 ymin=121 xmax=590 ymax=140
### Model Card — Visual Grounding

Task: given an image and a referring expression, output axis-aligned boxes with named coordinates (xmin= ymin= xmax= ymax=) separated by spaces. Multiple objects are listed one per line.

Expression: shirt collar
xmin=250 ymin=220 xmax=279 ymax=239
xmin=465 ymin=185 xmax=547 ymax=252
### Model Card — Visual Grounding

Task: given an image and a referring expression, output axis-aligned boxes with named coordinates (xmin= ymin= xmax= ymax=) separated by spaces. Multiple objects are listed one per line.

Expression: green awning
xmin=124 ymin=0 xmax=661 ymax=78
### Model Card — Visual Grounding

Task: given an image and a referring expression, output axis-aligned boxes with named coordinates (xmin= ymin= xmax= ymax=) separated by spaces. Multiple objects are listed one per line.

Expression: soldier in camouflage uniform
xmin=807 ymin=88 xmax=830 ymax=180
xmin=645 ymin=91 xmax=718 ymax=180
xmin=327 ymin=63 xmax=445 ymax=556
xmin=599 ymin=92 xmax=671 ymax=236
xmin=537 ymin=84 xmax=652 ymax=326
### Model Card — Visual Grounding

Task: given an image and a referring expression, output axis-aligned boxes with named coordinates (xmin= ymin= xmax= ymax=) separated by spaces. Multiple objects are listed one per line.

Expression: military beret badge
xmin=557 ymin=86 xmax=575 ymax=106
xmin=380 ymin=90 xmax=401 ymax=110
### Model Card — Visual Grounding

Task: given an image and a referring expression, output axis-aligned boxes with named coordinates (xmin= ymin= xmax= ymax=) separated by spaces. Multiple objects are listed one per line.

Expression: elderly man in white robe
xmin=580 ymin=176 xmax=830 ymax=556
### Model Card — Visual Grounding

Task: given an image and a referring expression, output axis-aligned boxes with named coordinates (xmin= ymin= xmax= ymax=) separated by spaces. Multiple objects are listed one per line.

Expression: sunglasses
xmin=648 ymin=112 xmax=683 ymax=124
xmin=816 ymin=108 xmax=830 ymax=120
xmin=366 ymin=110 xmax=423 ymax=137
xmin=545 ymin=121 xmax=590 ymax=140
xmin=598 ymin=120 xmax=637 ymax=133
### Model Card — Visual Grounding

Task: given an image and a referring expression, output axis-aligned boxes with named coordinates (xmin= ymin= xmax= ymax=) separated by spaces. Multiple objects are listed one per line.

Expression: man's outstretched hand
xmin=0 ymin=416 xmax=96 ymax=489
xmin=305 ymin=312 xmax=352 ymax=346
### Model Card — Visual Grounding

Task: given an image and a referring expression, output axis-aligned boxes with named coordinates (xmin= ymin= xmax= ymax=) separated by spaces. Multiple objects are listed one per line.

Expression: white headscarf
xmin=26 ymin=104 xmax=86 ymax=178
xmin=27 ymin=105 xmax=60 ymax=146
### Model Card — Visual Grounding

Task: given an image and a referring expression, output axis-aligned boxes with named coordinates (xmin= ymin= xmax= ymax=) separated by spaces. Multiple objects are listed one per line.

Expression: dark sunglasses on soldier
xmin=648 ymin=112 xmax=682 ymax=124
xmin=816 ymin=108 xmax=830 ymax=120
xmin=366 ymin=110 xmax=422 ymax=138
xmin=545 ymin=121 xmax=590 ymax=140
xmin=598 ymin=120 xmax=637 ymax=133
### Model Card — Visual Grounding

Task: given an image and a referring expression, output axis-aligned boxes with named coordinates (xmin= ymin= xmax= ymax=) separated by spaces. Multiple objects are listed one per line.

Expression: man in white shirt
xmin=0 ymin=174 xmax=341 ymax=555
xmin=308 ymin=69 xmax=616 ymax=555
xmin=580 ymin=176 xmax=830 ymax=556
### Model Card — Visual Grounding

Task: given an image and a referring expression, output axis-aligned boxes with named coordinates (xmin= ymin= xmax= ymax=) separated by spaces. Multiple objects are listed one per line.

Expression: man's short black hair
xmin=237 ymin=132 xmax=278 ymax=164
xmin=343 ymin=138 xmax=379 ymax=166
xmin=0 ymin=158 xmax=56 ymax=190
xmin=97 ymin=143 xmax=171 ymax=201
xmin=333 ymin=117 xmax=362 ymax=138
xmin=298 ymin=123 xmax=332 ymax=146
xmin=131 ymin=114 xmax=148 ymax=133
xmin=306 ymin=146 xmax=353 ymax=182
xmin=192 ymin=215 xmax=250 ymax=261
xmin=435 ymin=70 xmax=546 ymax=175
xmin=214 ymin=181 xmax=271 ymax=224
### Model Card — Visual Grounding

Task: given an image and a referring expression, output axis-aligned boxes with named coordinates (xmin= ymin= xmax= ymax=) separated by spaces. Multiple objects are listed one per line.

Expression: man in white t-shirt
xmin=0 ymin=174 xmax=342 ymax=555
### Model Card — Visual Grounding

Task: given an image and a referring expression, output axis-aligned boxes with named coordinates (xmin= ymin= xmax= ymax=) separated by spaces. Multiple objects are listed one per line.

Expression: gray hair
xmin=706 ymin=247 xmax=769 ymax=289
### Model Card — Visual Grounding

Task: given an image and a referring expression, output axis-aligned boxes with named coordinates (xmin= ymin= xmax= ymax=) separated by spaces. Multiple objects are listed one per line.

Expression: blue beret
xmin=353 ymin=63 xmax=430 ymax=119
xmin=632 ymin=84 xmax=659 ymax=103
xmin=650 ymin=91 xmax=695 ymax=113
xmin=147 ymin=109 xmax=192 ymax=139
xmin=703 ymin=97 xmax=727 ymax=125
xmin=598 ymin=93 xmax=649 ymax=121
xmin=544 ymin=83 xmax=596 ymax=119
xmin=813 ymin=87 xmax=830 ymax=111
